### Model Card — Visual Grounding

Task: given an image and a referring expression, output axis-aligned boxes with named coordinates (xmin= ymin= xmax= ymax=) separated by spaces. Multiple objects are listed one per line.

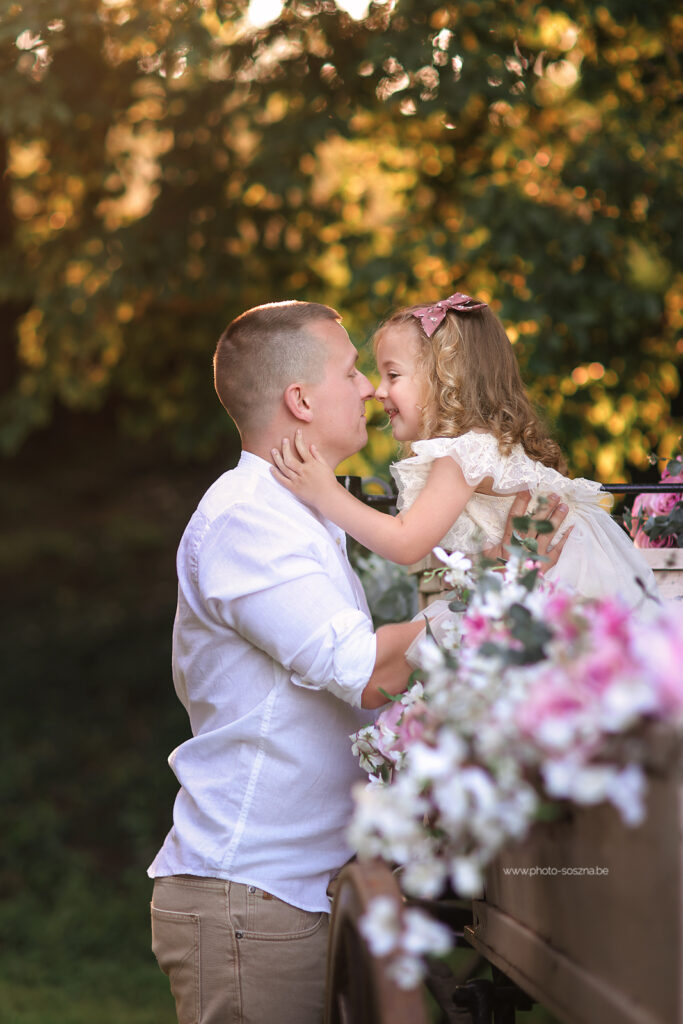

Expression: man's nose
xmin=358 ymin=372 xmax=375 ymax=400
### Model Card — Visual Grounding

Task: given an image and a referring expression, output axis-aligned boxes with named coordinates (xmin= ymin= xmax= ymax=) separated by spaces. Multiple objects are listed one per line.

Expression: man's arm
xmin=361 ymin=620 xmax=424 ymax=710
xmin=200 ymin=503 xmax=379 ymax=707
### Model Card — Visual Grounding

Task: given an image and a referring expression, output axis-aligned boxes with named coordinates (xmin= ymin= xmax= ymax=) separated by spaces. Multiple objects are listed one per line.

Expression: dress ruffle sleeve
xmin=391 ymin=433 xmax=604 ymax=507
xmin=389 ymin=433 xmax=658 ymax=611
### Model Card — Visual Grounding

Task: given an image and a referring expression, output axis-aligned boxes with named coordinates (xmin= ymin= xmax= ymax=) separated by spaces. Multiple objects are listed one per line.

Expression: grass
xmin=0 ymin=421 xmax=227 ymax=1024
xmin=0 ymin=962 xmax=175 ymax=1024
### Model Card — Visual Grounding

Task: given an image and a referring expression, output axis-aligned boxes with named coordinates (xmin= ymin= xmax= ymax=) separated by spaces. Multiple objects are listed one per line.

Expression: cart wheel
xmin=324 ymin=860 xmax=429 ymax=1024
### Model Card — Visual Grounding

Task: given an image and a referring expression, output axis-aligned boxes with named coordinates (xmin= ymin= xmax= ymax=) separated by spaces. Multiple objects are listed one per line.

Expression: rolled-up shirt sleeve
xmin=195 ymin=505 xmax=377 ymax=707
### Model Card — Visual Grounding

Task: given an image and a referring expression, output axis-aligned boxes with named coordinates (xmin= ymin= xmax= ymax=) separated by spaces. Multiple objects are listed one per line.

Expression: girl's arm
xmin=271 ymin=431 xmax=475 ymax=565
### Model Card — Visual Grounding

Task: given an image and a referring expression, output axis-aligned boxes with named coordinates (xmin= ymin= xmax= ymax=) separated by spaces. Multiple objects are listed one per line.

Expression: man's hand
xmin=483 ymin=491 xmax=572 ymax=572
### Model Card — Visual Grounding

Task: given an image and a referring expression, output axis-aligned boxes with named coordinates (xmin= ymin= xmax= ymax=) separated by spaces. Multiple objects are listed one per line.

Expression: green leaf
xmin=520 ymin=567 xmax=539 ymax=592
xmin=533 ymin=519 xmax=555 ymax=534
xmin=512 ymin=516 xmax=531 ymax=532
xmin=378 ymin=687 xmax=404 ymax=703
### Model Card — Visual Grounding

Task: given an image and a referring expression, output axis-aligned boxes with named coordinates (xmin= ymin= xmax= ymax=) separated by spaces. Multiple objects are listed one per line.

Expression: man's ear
xmin=283 ymin=382 xmax=314 ymax=423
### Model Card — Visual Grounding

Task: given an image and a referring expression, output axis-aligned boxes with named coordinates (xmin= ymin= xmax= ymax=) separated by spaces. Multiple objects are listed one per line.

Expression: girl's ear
xmin=283 ymin=382 xmax=314 ymax=423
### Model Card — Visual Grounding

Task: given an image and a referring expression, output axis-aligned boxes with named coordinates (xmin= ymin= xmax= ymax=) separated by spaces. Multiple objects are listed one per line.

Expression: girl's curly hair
xmin=373 ymin=303 xmax=567 ymax=474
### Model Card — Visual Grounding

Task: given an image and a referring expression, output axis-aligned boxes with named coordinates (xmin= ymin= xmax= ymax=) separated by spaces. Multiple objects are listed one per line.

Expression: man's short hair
xmin=214 ymin=300 xmax=340 ymax=431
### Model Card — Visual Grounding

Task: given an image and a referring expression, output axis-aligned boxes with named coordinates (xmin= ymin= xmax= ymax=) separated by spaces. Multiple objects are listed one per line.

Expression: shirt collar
xmin=239 ymin=449 xmax=273 ymax=475
xmin=238 ymin=449 xmax=348 ymax=549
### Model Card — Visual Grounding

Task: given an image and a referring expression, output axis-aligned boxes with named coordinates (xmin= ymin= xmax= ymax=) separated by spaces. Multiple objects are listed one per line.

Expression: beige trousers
xmin=151 ymin=875 xmax=329 ymax=1024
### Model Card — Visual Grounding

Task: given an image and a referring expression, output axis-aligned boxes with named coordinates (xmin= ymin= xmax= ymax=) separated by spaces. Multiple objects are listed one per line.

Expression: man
xmin=149 ymin=300 xmax=567 ymax=1024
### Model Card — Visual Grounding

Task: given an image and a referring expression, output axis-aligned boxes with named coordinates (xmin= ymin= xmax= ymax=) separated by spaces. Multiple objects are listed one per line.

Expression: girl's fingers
xmin=280 ymin=436 xmax=302 ymax=471
xmin=543 ymin=525 xmax=573 ymax=568
xmin=293 ymin=430 xmax=308 ymax=460
xmin=271 ymin=447 xmax=286 ymax=471
xmin=271 ymin=447 xmax=296 ymax=479
xmin=501 ymin=491 xmax=531 ymax=547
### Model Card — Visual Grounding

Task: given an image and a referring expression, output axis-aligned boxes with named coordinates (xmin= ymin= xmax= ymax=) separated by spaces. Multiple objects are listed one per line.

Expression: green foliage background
xmin=0 ymin=0 xmax=681 ymax=1017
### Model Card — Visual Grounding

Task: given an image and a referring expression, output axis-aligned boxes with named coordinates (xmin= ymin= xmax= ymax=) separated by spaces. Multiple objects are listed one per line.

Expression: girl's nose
xmin=375 ymin=381 xmax=387 ymax=400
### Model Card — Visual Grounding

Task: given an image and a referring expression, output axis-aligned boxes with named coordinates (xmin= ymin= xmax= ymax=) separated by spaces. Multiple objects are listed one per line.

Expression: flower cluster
xmin=349 ymin=548 xmax=683 ymax=919
xmin=627 ymin=453 xmax=683 ymax=548
xmin=358 ymin=896 xmax=452 ymax=989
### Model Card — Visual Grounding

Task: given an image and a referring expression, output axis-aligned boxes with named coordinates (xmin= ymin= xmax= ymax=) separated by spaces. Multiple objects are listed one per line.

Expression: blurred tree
xmin=1 ymin=0 xmax=681 ymax=475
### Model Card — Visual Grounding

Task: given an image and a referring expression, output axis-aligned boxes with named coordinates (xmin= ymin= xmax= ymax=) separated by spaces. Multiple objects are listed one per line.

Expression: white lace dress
xmin=391 ymin=432 xmax=658 ymax=608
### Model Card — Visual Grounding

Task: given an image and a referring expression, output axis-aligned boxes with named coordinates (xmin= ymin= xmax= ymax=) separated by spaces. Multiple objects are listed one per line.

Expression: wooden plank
xmin=641 ymin=548 xmax=683 ymax=599
xmin=641 ymin=549 xmax=683 ymax=570
xmin=465 ymin=903 xmax=664 ymax=1024
xmin=467 ymin=750 xmax=683 ymax=1024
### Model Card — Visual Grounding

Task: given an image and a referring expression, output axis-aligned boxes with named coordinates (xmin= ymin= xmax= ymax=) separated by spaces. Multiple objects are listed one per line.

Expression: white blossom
xmin=606 ymin=764 xmax=647 ymax=826
xmin=433 ymin=547 xmax=473 ymax=587
xmin=387 ymin=952 xmax=426 ymax=990
xmin=347 ymin=552 xmax=683 ymax=961
xmin=359 ymin=896 xmax=401 ymax=956
xmin=402 ymin=908 xmax=453 ymax=955
xmin=450 ymin=856 xmax=485 ymax=897
xmin=401 ymin=857 xmax=448 ymax=899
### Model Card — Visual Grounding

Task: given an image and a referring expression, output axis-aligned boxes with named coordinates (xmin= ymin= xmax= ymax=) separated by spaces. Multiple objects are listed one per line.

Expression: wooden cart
xmin=327 ymin=479 xmax=683 ymax=1021
xmin=326 ymin=737 xmax=683 ymax=1024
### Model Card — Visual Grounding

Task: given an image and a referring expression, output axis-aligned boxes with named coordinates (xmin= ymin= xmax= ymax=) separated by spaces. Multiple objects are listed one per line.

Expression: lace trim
xmin=390 ymin=433 xmax=605 ymax=553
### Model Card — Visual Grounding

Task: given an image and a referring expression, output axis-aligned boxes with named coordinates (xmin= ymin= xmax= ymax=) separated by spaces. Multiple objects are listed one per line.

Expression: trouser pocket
xmin=151 ymin=904 xmax=201 ymax=1024
xmin=234 ymin=893 xmax=328 ymax=1024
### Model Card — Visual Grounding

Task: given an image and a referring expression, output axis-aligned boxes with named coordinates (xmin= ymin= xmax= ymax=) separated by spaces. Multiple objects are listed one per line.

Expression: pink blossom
xmin=564 ymin=601 xmax=634 ymax=694
xmin=516 ymin=673 xmax=591 ymax=752
xmin=630 ymin=465 xmax=683 ymax=549
xmin=394 ymin=702 xmax=431 ymax=751
xmin=576 ymin=646 xmax=633 ymax=695
xmin=590 ymin=600 xmax=634 ymax=649
xmin=377 ymin=699 xmax=404 ymax=735
xmin=543 ymin=590 xmax=582 ymax=643
xmin=375 ymin=699 xmax=431 ymax=759
xmin=636 ymin=604 xmax=683 ymax=713
xmin=461 ymin=610 xmax=494 ymax=647
xmin=375 ymin=700 xmax=406 ymax=760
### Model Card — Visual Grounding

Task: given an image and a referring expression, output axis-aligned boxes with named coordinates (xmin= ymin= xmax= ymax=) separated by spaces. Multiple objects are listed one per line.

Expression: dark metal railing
xmin=337 ymin=475 xmax=683 ymax=513
xmin=602 ymin=484 xmax=683 ymax=494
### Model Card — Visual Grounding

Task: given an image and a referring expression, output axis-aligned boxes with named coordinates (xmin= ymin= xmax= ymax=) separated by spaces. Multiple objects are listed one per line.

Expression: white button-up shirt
xmin=148 ymin=451 xmax=377 ymax=911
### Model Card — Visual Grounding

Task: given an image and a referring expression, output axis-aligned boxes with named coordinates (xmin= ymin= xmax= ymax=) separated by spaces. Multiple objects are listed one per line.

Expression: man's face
xmin=307 ymin=319 xmax=374 ymax=468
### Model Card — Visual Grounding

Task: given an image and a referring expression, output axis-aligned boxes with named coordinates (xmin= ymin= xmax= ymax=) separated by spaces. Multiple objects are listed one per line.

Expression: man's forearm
xmin=361 ymin=620 xmax=424 ymax=710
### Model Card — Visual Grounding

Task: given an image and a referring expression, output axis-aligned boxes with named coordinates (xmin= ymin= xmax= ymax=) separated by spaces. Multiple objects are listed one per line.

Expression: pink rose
xmin=630 ymin=466 xmax=683 ymax=548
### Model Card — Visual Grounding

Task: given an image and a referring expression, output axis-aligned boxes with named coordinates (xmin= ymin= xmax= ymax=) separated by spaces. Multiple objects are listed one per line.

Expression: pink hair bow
xmin=411 ymin=292 xmax=487 ymax=337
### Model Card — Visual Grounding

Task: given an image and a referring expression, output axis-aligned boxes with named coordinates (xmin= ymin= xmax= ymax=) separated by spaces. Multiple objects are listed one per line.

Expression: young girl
xmin=271 ymin=292 xmax=658 ymax=608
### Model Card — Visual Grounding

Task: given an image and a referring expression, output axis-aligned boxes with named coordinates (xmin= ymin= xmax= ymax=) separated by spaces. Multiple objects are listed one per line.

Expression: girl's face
xmin=374 ymin=324 xmax=427 ymax=442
